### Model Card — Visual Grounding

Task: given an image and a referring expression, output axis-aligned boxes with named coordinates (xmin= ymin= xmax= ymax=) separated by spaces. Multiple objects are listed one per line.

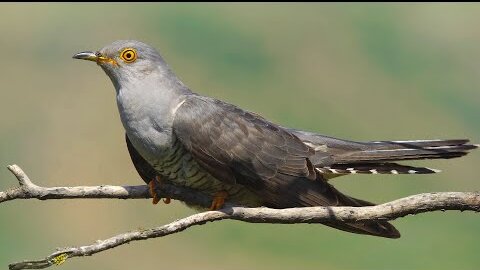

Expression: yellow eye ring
xmin=120 ymin=48 xmax=137 ymax=63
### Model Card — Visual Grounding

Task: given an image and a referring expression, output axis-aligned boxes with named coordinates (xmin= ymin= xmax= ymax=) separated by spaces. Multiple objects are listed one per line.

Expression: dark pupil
xmin=125 ymin=52 xmax=132 ymax=59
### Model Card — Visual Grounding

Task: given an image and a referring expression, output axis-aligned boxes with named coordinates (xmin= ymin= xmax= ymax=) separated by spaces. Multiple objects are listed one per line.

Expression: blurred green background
xmin=1 ymin=3 xmax=479 ymax=269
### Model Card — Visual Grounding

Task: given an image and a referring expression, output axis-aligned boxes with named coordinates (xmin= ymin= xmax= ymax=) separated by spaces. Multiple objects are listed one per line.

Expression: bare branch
xmin=3 ymin=164 xmax=479 ymax=270
xmin=1 ymin=164 xmax=212 ymax=207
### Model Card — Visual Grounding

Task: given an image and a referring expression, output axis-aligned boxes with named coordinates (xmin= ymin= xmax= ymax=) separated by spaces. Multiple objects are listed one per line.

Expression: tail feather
xmin=278 ymin=174 xmax=401 ymax=238
xmin=317 ymin=162 xmax=440 ymax=177
xmin=322 ymin=220 xmax=401 ymax=239
xmin=285 ymin=130 xmax=477 ymax=238
xmin=370 ymin=139 xmax=470 ymax=148
xmin=289 ymin=129 xmax=477 ymax=165
xmin=334 ymin=139 xmax=477 ymax=163
xmin=322 ymin=186 xmax=400 ymax=238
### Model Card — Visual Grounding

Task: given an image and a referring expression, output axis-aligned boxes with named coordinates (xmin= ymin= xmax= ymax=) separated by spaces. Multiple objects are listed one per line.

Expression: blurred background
xmin=1 ymin=3 xmax=479 ymax=270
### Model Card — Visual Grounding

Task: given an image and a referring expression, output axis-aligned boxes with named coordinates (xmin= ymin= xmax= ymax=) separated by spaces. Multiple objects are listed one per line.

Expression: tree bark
xmin=2 ymin=165 xmax=479 ymax=270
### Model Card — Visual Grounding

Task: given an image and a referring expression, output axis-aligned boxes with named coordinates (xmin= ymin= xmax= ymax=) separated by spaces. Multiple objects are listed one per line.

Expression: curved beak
xmin=72 ymin=51 xmax=98 ymax=62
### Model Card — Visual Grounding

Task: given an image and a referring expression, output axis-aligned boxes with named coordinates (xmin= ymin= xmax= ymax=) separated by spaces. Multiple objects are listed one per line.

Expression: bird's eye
xmin=120 ymin=48 xmax=137 ymax=63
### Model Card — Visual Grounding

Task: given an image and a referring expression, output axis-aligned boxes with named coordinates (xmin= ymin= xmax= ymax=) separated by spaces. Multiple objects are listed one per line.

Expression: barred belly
xmin=151 ymin=136 xmax=262 ymax=207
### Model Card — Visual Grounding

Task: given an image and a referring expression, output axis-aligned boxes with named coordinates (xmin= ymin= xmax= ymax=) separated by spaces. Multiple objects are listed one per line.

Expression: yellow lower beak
xmin=73 ymin=51 xmax=118 ymax=66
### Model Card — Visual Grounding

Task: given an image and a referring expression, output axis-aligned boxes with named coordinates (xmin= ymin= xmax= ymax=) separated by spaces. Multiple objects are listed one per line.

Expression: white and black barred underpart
xmin=125 ymin=133 xmax=262 ymax=207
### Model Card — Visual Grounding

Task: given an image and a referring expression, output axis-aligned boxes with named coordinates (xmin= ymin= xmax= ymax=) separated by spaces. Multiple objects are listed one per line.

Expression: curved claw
xmin=149 ymin=176 xmax=171 ymax=205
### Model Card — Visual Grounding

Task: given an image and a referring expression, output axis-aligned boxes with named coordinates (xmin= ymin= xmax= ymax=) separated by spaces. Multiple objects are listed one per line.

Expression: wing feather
xmin=172 ymin=96 xmax=317 ymax=192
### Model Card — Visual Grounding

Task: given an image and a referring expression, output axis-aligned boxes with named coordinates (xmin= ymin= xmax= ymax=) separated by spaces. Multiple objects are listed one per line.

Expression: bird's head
xmin=73 ymin=40 xmax=168 ymax=88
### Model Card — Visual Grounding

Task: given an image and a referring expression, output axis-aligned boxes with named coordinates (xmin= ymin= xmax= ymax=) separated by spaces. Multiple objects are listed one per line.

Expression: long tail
xmin=315 ymin=139 xmax=477 ymax=236
xmin=335 ymin=139 xmax=478 ymax=163
xmin=288 ymin=130 xmax=478 ymax=177
xmin=316 ymin=139 xmax=478 ymax=177
xmin=285 ymin=131 xmax=478 ymax=237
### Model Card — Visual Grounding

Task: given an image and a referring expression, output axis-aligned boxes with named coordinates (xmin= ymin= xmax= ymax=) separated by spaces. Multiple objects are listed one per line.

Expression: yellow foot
xmin=148 ymin=179 xmax=160 ymax=205
xmin=148 ymin=176 xmax=172 ymax=205
xmin=209 ymin=191 xmax=228 ymax=210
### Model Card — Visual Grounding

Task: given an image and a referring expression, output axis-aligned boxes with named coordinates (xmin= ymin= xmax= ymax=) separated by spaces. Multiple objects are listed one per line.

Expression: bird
xmin=73 ymin=40 xmax=478 ymax=239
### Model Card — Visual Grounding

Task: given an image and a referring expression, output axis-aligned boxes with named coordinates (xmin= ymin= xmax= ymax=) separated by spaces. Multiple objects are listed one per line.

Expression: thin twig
xmin=3 ymin=164 xmax=479 ymax=270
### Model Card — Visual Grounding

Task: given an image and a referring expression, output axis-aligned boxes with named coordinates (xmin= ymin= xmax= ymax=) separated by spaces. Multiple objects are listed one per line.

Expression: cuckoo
xmin=73 ymin=40 xmax=478 ymax=239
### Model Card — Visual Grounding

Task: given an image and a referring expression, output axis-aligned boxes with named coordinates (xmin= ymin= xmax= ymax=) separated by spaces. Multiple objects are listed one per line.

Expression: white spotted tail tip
xmin=317 ymin=163 xmax=441 ymax=175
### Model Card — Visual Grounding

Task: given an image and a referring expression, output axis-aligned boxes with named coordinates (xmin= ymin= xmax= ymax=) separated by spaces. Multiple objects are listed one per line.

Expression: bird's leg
xmin=209 ymin=190 xmax=228 ymax=210
xmin=148 ymin=176 xmax=171 ymax=205
xmin=148 ymin=179 xmax=160 ymax=205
